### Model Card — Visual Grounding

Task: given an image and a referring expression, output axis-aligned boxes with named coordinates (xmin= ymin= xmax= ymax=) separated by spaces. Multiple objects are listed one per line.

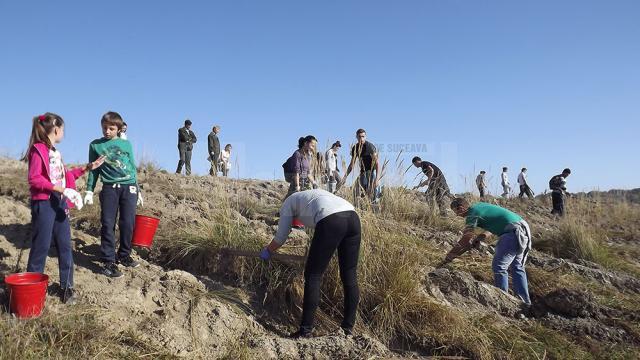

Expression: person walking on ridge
xmin=176 ymin=120 xmax=197 ymax=175
xmin=501 ymin=167 xmax=511 ymax=198
xmin=208 ymin=125 xmax=221 ymax=176
xmin=549 ymin=168 xmax=571 ymax=217
xmin=518 ymin=168 xmax=534 ymax=199
xmin=476 ymin=170 xmax=487 ymax=198
xmin=325 ymin=141 xmax=341 ymax=193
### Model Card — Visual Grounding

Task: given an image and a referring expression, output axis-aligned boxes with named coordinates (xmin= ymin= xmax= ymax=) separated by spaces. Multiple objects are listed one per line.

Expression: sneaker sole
xmin=103 ymin=272 xmax=124 ymax=278
xmin=119 ymin=262 xmax=140 ymax=268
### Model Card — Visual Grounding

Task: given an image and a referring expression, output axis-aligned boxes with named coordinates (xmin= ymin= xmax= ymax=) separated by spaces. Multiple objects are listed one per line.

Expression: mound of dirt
xmin=427 ymin=268 xmax=522 ymax=318
xmin=0 ymin=195 xmax=388 ymax=359
xmin=543 ymin=288 xmax=600 ymax=319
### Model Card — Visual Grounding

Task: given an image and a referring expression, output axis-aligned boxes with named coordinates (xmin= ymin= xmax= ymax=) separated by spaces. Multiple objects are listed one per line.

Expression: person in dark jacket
xmin=550 ymin=168 xmax=571 ymax=217
xmin=282 ymin=136 xmax=317 ymax=199
xmin=207 ymin=125 xmax=221 ymax=176
xmin=412 ymin=156 xmax=451 ymax=216
xmin=176 ymin=120 xmax=197 ymax=175
xmin=341 ymin=129 xmax=380 ymax=201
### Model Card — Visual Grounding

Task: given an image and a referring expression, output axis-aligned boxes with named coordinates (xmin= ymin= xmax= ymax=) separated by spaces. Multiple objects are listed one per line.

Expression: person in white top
xmin=260 ymin=189 xmax=361 ymax=338
xmin=219 ymin=144 xmax=232 ymax=177
xmin=501 ymin=167 xmax=511 ymax=198
xmin=324 ymin=141 xmax=341 ymax=193
xmin=118 ymin=122 xmax=128 ymax=140
xmin=517 ymin=168 xmax=534 ymax=199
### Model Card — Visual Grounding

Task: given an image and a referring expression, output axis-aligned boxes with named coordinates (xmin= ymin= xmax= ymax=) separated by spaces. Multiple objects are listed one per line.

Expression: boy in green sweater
xmin=83 ymin=112 xmax=142 ymax=278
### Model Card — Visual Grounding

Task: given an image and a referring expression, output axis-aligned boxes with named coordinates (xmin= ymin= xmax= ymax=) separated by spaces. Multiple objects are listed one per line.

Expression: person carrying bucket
xmin=23 ymin=113 xmax=105 ymax=304
xmin=84 ymin=111 xmax=143 ymax=279
xmin=260 ymin=189 xmax=361 ymax=338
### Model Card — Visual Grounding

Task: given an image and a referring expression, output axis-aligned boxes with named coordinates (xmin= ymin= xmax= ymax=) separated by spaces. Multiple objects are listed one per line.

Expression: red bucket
xmin=292 ymin=218 xmax=305 ymax=229
xmin=132 ymin=215 xmax=160 ymax=248
xmin=4 ymin=272 xmax=49 ymax=319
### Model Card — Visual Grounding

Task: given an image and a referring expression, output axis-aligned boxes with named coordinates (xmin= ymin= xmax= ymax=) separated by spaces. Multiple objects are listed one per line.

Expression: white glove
xmin=63 ymin=188 xmax=83 ymax=210
xmin=137 ymin=191 xmax=144 ymax=207
xmin=83 ymin=191 xmax=94 ymax=206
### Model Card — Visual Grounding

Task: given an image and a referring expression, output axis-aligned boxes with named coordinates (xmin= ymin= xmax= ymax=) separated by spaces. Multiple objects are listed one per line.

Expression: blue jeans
xmin=492 ymin=231 xmax=531 ymax=304
xmin=99 ymin=184 xmax=138 ymax=263
xmin=27 ymin=194 xmax=74 ymax=289
xmin=355 ymin=170 xmax=378 ymax=199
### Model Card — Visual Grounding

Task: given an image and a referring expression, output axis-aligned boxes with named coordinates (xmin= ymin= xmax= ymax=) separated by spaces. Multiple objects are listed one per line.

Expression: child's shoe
xmin=118 ymin=256 xmax=140 ymax=268
xmin=102 ymin=262 xmax=124 ymax=278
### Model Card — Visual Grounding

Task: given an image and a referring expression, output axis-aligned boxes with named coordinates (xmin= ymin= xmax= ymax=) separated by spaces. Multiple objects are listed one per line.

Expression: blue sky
xmin=1 ymin=0 xmax=638 ymax=194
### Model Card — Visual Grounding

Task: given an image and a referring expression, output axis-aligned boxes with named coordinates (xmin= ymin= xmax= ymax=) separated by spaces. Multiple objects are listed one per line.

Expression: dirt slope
xmin=1 ymin=156 xmax=639 ymax=359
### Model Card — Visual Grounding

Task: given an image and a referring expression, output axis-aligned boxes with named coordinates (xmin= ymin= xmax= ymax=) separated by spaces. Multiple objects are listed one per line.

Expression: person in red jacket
xmin=23 ymin=113 xmax=104 ymax=304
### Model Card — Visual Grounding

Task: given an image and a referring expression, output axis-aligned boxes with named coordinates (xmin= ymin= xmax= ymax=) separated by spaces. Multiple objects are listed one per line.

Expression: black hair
xmin=412 ymin=156 xmax=421 ymax=163
xmin=503 ymin=167 xmax=508 ymax=171
xmin=562 ymin=168 xmax=571 ymax=174
xmin=356 ymin=128 xmax=366 ymax=136
xmin=450 ymin=197 xmax=469 ymax=209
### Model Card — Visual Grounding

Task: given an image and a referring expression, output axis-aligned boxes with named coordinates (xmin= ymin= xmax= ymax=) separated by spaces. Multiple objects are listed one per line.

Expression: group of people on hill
xmin=475 ymin=167 xmax=572 ymax=216
xmin=175 ymin=119 xmax=232 ymax=177
xmin=281 ymin=129 xmax=381 ymax=202
xmin=21 ymin=113 xmax=573 ymax=340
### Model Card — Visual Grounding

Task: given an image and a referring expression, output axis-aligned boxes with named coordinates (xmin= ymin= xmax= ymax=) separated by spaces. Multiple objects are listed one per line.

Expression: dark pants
xmin=301 ymin=211 xmax=361 ymax=333
xmin=551 ymin=192 xmax=564 ymax=216
xmin=284 ymin=174 xmax=311 ymax=200
xmin=99 ymin=184 xmax=138 ymax=263
xmin=478 ymin=187 xmax=485 ymax=198
xmin=176 ymin=143 xmax=192 ymax=175
xmin=354 ymin=170 xmax=377 ymax=200
xmin=426 ymin=177 xmax=450 ymax=215
xmin=519 ymin=185 xmax=534 ymax=199
xmin=27 ymin=194 xmax=74 ymax=289
xmin=209 ymin=152 xmax=220 ymax=176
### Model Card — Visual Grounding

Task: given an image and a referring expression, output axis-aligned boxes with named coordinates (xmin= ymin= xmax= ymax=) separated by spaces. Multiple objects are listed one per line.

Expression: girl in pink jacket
xmin=23 ymin=113 xmax=104 ymax=304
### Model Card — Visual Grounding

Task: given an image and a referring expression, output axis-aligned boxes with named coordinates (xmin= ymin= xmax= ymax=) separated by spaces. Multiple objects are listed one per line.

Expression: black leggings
xmin=301 ymin=211 xmax=361 ymax=332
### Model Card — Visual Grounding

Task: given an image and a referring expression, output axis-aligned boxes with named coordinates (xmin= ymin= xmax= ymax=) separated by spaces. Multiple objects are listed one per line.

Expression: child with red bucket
xmin=21 ymin=113 xmax=105 ymax=307
xmin=83 ymin=112 xmax=143 ymax=279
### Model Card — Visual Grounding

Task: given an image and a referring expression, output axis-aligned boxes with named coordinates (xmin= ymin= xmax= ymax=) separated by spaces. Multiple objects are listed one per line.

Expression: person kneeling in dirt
xmin=441 ymin=198 xmax=532 ymax=305
xmin=260 ymin=189 xmax=361 ymax=338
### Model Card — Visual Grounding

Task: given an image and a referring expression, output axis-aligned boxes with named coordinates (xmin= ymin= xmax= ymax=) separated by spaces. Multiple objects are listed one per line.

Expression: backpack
xmin=283 ymin=152 xmax=298 ymax=182
xmin=549 ymin=175 xmax=563 ymax=191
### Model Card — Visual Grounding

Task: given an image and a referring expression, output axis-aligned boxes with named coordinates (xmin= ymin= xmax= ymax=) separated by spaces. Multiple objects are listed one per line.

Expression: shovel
xmin=218 ymin=248 xmax=306 ymax=266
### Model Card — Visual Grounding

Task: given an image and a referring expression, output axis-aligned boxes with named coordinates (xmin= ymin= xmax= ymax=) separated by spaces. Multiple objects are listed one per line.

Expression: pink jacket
xmin=28 ymin=142 xmax=85 ymax=207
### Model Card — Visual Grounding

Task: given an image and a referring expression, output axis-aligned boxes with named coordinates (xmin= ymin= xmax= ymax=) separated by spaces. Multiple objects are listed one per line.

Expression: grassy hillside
xmin=1 ymin=157 xmax=639 ymax=359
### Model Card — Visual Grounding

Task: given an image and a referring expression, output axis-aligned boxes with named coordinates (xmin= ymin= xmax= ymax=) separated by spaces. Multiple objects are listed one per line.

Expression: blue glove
xmin=260 ymin=248 xmax=272 ymax=261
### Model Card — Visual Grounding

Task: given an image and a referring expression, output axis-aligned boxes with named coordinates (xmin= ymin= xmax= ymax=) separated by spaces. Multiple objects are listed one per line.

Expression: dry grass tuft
xmin=0 ymin=307 xmax=174 ymax=359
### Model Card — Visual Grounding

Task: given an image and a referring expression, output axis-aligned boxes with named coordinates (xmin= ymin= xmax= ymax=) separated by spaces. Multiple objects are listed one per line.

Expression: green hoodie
xmin=86 ymin=137 xmax=138 ymax=192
